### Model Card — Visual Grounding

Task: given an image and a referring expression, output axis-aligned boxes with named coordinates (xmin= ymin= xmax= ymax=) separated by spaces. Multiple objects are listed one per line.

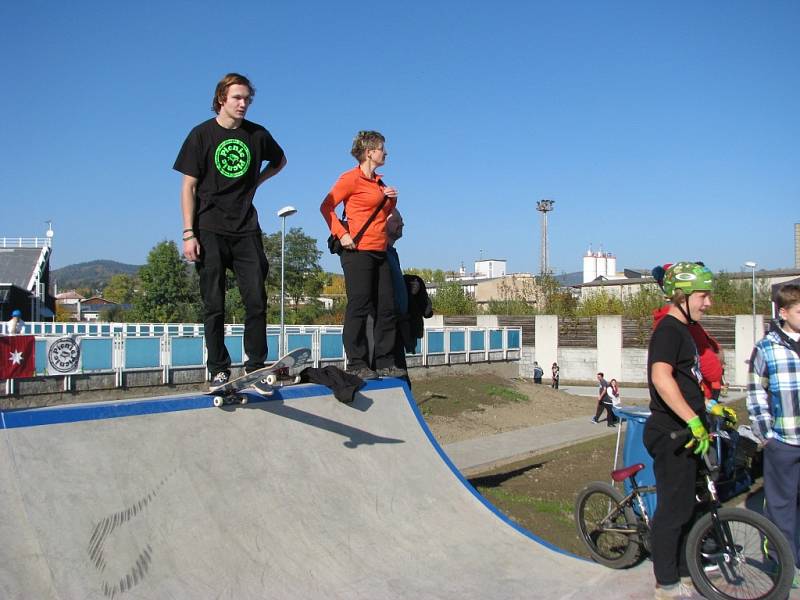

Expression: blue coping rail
xmin=2 ymin=322 xmax=521 ymax=394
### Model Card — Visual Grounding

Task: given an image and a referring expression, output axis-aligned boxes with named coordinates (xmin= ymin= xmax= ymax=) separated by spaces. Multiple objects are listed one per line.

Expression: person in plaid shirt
xmin=747 ymin=283 xmax=800 ymax=577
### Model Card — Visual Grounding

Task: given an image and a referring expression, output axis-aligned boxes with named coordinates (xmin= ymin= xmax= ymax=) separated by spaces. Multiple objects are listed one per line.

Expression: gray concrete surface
xmin=0 ymin=381 xmax=657 ymax=599
xmin=444 ymin=415 xmax=626 ymax=476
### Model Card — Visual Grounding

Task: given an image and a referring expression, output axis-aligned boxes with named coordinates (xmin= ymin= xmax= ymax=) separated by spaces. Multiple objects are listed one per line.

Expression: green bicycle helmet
xmin=662 ymin=262 xmax=714 ymax=297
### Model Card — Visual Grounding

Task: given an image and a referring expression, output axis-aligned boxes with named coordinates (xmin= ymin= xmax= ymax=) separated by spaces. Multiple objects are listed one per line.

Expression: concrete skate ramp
xmin=0 ymin=380 xmax=651 ymax=599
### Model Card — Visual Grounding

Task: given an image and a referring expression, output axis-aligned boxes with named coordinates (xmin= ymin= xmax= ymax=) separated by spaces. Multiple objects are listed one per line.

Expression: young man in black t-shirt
xmin=174 ymin=73 xmax=286 ymax=386
xmin=643 ymin=261 xmax=735 ymax=599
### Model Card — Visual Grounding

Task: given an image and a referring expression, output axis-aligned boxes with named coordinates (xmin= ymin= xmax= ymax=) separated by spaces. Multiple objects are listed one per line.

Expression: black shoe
xmin=347 ymin=367 xmax=379 ymax=380
xmin=377 ymin=366 xmax=408 ymax=379
xmin=210 ymin=371 xmax=230 ymax=387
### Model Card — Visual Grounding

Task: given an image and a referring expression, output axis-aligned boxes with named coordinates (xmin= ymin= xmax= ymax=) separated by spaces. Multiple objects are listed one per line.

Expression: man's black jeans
xmin=196 ymin=231 xmax=268 ymax=375
xmin=340 ymin=250 xmax=396 ymax=370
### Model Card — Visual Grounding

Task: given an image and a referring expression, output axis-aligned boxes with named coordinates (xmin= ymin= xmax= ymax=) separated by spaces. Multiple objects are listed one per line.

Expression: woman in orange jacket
xmin=320 ymin=131 xmax=405 ymax=380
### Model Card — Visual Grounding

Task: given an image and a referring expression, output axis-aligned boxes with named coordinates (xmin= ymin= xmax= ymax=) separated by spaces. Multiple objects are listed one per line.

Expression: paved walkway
xmin=444 ymin=392 xmax=747 ymax=476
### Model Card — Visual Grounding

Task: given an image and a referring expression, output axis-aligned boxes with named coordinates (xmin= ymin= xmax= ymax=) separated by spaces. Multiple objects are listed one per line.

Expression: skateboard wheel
xmin=266 ymin=374 xmax=278 ymax=386
xmin=240 ymin=395 xmax=248 ymax=405
xmin=213 ymin=396 xmax=224 ymax=407
xmin=293 ymin=375 xmax=302 ymax=384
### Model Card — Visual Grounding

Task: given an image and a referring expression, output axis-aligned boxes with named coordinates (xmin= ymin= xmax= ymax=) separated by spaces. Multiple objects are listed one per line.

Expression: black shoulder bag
xmin=327 ymin=180 xmax=388 ymax=255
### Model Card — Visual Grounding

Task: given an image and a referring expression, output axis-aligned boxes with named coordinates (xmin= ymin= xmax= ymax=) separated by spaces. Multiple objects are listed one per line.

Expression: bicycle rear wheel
xmin=685 ymin=506 xmax=794 ymax=600
xmin=574 ymin=481 xmax=643 ymax=568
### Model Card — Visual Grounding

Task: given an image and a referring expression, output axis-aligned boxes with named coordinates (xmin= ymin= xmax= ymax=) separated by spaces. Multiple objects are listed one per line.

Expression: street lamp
xmin=743 ymin=261 xmax=757 ymax=344
xmin=277 ymin=205 xmax=298 ymax=357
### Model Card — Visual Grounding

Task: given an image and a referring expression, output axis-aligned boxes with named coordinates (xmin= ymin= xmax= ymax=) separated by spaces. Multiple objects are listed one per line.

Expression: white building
xmin=474 ymin=259 xmax=506 ymax=279
xmin=582 ymin=249 xmax=619 ymax=283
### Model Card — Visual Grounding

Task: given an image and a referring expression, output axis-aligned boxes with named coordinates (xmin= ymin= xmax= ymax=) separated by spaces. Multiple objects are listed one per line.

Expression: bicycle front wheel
xmin=574 ymin=481 xmax=643 ymax=569
xmin=686 ymin=506 xmax=794 ymax=600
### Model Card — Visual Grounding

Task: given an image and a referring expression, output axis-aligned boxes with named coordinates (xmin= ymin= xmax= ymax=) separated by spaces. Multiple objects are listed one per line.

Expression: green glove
xmin=708 ymin=402 xmax=738 ymax=426
xmin=686 ymin=416 xmax=710 ymax=455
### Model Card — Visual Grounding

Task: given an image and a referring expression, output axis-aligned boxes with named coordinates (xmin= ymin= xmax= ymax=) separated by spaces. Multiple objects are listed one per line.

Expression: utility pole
xmin=536 ymin=199 xmax=555 ymax=276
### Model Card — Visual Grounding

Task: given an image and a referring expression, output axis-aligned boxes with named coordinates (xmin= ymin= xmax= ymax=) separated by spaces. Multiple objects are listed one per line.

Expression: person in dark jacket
xmin=384 ymin=210 xmax=432 ymax=384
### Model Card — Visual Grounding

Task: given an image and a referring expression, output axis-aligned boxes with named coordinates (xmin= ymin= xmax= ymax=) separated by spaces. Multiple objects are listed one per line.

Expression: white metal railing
xmin=0 ymin=237 xmax=52 ymax=248
xmin=1 ymin=322 xmax=522 ymax=396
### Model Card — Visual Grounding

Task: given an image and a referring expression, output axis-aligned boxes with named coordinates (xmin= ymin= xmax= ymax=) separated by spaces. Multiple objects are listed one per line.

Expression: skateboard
xmin=209 ymin=347 xmax=312 ymax=407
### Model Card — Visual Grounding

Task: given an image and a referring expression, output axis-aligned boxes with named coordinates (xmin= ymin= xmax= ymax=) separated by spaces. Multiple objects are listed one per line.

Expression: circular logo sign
xmin=48 ymin=337 xmax=81 ymax=373
xmin=214 ymin=139 xmax=251 ymax=178
xmin=675 ymin=273 xmax=696 ymax=281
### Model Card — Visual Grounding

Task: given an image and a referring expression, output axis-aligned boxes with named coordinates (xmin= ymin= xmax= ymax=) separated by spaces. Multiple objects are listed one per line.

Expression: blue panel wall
xmin=224 ymin=336 xmax=243 ymax=364
xmin=489 ymin=329 xmax=503 ymax=350
xmin=449 ymin=331 xmax=465 ymax=352
xmin=125 ymin=338 xmax=160 ymax=368
xmin=321 ymin=333 xmax=344 ymax=359
xmin=35 ymin=340 xmax=47 ymax=373
xmin=267 ymin=335 xmax=279 ymax=362
xmin=83 ymin=338 xmax=113 ymax=371
xmin=171 ymin=337 xmax=204 ymax=367
xmin=428 ymin=331 xmax=445 ymax=354
xmin=287 ymin=334 xmax=313 ymax=353
xmin=470 ymin=330 xmax=485 ymax=351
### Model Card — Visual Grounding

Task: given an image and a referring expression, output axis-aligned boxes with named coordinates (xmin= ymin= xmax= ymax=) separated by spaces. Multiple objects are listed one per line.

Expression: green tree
xmin=537 ymin=274 xmax=577 ymax=316
xmin=131 ymin=241 xmax=193 ymax=322
xmin=432 ymin=281 xmax=477 ymax=316
xmin=262 ymin=227 xmax=325 ymax=316
xmin=576 ymin=291 xmax=623 ymax=316
xmin=621 ymin=285 xmax=664 ymax=318
xmin=102 ymin=274 xmax=137 ymax=304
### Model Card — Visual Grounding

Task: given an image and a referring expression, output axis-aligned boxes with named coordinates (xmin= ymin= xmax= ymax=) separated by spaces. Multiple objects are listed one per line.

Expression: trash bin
xmin=613 ymin=406 xmax=657 ymax=517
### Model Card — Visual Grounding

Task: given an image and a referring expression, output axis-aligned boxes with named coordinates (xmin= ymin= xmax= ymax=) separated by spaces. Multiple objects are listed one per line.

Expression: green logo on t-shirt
xmin=214 ymin=139 xmax=251 ymax=178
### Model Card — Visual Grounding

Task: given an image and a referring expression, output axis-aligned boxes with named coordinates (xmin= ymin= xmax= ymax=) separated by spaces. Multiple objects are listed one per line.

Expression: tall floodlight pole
xmin=277 ymin=206 xmax=298 ymax=357
xmin=536 ymin=199 xmax=555 ymax=276
xmin=744 ymin=261 xmax=757 ymax=345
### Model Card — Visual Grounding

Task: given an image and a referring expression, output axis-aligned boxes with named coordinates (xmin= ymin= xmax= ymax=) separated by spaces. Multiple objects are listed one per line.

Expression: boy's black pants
xmin=643 ymin=421 xmax=700 ymax=586
xmin=196 ymin=231 xmax=269 ymax=375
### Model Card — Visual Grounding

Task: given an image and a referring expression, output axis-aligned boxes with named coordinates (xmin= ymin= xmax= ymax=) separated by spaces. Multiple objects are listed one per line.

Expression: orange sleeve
xmin=320 ymin=172 xmax=354 ymax=239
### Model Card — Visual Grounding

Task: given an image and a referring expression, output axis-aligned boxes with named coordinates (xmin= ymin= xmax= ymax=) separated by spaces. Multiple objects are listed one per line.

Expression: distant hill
xmin=52 ymin=260 xmax=141 ymax=293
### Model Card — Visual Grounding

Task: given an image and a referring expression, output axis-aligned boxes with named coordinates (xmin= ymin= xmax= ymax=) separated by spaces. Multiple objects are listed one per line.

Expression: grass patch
xmin=486 ymin=385 xmax=528 ymax=403
xmin=477 ymin=487 xmax=573 ymax=525
xmin=414 ymin=373 xmax=531 ymax=418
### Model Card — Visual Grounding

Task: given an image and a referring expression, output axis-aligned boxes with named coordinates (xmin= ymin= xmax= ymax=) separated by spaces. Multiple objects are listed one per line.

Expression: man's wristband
xmin=183 ymin=235 xmax=196 ymax=242
xmin=183 ymin=228 xmax=194 ymax=233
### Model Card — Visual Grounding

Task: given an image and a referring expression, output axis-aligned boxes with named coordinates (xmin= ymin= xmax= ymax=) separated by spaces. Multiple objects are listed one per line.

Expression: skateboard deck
xmin=209 ymin=347 xmax=312 ymax=407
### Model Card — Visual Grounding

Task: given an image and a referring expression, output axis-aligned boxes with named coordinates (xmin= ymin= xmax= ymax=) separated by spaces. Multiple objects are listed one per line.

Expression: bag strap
xmin=347 ymin=179 xmax=389 ymax=245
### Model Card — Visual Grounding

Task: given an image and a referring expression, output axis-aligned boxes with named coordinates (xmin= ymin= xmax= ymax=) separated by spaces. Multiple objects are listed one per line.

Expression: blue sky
xmin=1 ymin=1 xmax=797 ymax=276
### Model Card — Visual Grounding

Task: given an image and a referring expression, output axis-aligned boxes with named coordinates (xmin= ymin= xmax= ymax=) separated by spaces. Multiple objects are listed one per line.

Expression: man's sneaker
xmin=347 ymin=367 xmax=379 ymax=380
xmin=211 ymin=371 xmax=230 ymax=387
xmin=653 ymin=583 xmax=684 ymax=599
xmin=591 ymin=417 xmax=598 ymax=424
xmin=377 ymin=366 xmax=408 ymax=379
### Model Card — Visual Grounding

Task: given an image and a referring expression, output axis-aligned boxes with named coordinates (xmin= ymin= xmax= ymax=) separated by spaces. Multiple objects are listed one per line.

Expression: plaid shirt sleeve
xmin=747 ymin=343 xmax=773 ymax=442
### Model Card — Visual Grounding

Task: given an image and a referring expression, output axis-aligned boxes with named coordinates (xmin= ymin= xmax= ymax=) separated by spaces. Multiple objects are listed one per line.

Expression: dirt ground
xmin=412 ymin=373 xmax=752 ymax=559
xmin=414 ymin=374 xmax=646 ymax=445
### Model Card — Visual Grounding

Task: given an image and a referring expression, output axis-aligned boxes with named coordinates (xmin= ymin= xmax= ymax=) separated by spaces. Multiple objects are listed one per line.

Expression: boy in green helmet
xmin=644 ymin=261 xmax=734 ymax=599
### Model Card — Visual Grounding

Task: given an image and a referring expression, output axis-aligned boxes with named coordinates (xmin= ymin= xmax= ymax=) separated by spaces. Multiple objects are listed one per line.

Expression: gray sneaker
xmin=377 ymin=366 xmax=408 ymax=379
xmin=347 ymin=367 xmax=379 ymax=380
xmin=211 ymin=371 xmax=230 ymax=386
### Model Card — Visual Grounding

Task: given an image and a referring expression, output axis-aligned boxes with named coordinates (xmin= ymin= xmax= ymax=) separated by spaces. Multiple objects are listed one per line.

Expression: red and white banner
xmin=0 ymin=335 xmax=35 ymax=379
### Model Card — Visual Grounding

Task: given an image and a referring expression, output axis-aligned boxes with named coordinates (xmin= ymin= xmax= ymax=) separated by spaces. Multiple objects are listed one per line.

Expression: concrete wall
xmin=558 ymin=348 xmax=598 ymax=382
xmin=515 ymin=313 xmax=759 ymax=387
xmin=596 ymin=316 xmax=621 ymax=381
xmin=621 ymin=349 xmax=648 ymax=384
xmin=734 ymin=314 xmax=764 ymax=386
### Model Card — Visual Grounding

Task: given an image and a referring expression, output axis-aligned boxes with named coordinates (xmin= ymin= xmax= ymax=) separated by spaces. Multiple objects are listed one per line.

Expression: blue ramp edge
xmin=0 ymin=378 xmax=579 ymax=562
xmin=0 ymin=378 xmax=401 ymax=430
xmin=398 ymin=382 xmax=578 ymax=561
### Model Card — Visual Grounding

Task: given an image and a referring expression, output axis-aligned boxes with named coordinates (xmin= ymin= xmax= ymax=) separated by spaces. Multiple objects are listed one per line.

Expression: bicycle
xmin=574 ymin=419 xmax=795 ymax=600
